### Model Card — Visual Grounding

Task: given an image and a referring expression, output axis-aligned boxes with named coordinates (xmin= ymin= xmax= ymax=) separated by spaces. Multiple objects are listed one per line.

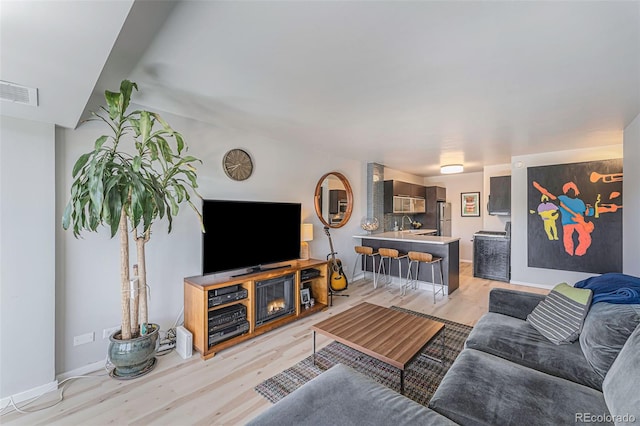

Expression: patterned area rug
xmin=254 ymin=306 xmax=473 ymax=407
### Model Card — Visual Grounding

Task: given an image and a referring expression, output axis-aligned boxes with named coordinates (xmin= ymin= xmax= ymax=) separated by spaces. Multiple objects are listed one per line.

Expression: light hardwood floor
xmin=2 ymin=263 xmax=548 ymax=425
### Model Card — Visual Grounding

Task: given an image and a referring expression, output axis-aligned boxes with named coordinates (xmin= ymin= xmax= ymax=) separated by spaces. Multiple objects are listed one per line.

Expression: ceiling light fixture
xmin=441 ymin=164 xmax=464 ymax=174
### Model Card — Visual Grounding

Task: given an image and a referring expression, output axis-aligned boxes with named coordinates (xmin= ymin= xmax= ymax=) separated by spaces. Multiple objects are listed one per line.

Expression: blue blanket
xmin=574 ymin=273 xmax=640 ymax=304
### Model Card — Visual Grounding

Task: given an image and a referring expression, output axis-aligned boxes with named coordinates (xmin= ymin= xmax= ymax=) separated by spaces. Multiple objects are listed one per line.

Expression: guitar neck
xmin=325 ymin=227 xmax=337 ymax=262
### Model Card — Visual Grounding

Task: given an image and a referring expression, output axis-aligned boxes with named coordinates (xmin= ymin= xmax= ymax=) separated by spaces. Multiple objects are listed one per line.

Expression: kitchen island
xmin=353 ymin=230 xmax=460 ymax=294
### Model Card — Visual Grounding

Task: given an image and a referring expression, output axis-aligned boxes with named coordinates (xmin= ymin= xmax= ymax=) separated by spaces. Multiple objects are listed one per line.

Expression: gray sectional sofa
xmin=247 ymin=288 xmax=640 ymax=425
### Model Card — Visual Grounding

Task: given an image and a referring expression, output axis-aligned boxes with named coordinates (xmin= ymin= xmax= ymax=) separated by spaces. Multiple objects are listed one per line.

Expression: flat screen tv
xmin=202 ymin=200 xmax=301 ymax=275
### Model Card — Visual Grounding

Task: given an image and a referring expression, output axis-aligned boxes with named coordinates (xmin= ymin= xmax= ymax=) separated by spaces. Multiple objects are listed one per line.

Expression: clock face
xmin=223 ymin=149 xmax=253 ymax=181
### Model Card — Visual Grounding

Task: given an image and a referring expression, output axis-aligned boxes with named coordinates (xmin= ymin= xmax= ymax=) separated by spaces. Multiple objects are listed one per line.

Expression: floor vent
xmin=0 ymin=80 xmax=38 ymax=106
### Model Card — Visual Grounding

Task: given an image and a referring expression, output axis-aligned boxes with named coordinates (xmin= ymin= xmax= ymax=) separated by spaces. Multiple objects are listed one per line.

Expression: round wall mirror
xmin=314 ymin=172 xmax=353 ymax=228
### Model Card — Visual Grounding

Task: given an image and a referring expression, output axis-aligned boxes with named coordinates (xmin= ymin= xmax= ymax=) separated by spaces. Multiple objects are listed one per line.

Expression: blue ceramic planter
xmin=108 ymin=323 xmax=159 ymax=379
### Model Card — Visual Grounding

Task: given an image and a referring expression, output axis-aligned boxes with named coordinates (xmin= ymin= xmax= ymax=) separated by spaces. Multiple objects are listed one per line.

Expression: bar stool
xmin=377 ymin=248 xmax=408 ymax=290
xmin=351 ymin=246 xmax=380 ymax=288
xmin=404 ymin=251 xmax=445 ymax=303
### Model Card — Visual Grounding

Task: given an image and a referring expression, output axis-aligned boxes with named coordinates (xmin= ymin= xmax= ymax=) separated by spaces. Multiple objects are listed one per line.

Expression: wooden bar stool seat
xmin=404 ymin=251 xmax=445 ymax=302
xmin=351 ymin=245 xmax=380 ymax=288
xmin=377 ymin=248 xmax=408 ymax=290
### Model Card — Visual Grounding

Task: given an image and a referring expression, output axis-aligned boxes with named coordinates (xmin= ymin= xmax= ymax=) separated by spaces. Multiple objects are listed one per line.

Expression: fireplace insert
xmin=255 ymin=274 xmax=296 ymax=326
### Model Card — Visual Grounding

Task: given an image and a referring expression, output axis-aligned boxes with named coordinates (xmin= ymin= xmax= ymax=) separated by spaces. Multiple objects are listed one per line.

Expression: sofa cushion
xmin=602 ymin=324 xmax=640 ymax=425
xmin=466 ymin=312 xmax=603 ymax=389
xmin=527 ymin=282 xmax=592 ymax=344
xmin=429 ymin=348 xmax=611 ymax=425
xmin=580 ymin=303 xmax=640 ymax=379
xmin=246 ymin=364 xmax=457 ymax=426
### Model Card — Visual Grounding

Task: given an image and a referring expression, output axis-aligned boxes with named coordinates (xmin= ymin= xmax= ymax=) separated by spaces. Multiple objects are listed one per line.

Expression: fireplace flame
xmin=267 ymin=298 xmax=286 ymax=314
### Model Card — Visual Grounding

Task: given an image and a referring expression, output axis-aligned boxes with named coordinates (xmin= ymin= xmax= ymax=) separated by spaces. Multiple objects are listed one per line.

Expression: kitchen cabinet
xmin=488 ymin=176 xmax=511 ymax=215
xmin=425 ymin=186 xmax=446 ymax=229
xmin=427 ymin=186 xmax=446 ymax=202
xmin=383 ymin=180 xmax=426 ymax=214
xmin=473 ymin=234 xmax=510 ymax=282
xmin=329 ymin=189 xmax=347 ymax=214
xmin=411 ymin=184 xmax=426 ymax=198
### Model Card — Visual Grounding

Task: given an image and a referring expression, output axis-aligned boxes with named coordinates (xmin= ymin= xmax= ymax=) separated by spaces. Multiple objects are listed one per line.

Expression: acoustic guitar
xmin=324 ymin=226 xmax=348 ymax=291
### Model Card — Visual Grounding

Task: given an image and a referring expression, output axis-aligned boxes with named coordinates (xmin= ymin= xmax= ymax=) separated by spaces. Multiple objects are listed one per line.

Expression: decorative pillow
xmin=579 ymin=302 xmax=640 ymax=379
xmin=527 ymin=283 xmax=593 ymax=345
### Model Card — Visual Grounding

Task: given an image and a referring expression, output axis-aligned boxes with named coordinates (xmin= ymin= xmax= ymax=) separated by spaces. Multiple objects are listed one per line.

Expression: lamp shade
xmin=301 ymin=223 xmax=314 ymax=242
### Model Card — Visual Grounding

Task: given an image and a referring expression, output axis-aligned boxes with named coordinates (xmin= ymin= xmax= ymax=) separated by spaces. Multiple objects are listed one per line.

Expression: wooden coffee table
xmin=311 ymin=302 xmax=445 ymax=394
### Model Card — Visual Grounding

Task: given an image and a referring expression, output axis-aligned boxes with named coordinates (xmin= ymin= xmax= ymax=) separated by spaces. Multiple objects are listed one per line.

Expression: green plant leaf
xmin=133 ymin=156 xmax=142 ymax=172
xmin=87 ymin=158 xmax=104 ymax=219
xmin=168 ymin=195 xmax=179 ymax=217
xmin=156 ymin=136 xmax=172 ymax=163
xmin=104 ymin=90 xmax=121 ymax=120
xmin=119 ymin=80 xmax=137 ymax=113
xmin=94 ymin=135 xmax=109 ymax=151
xmin=139 ymin=111 xmax=152 ymax=144
xmin=175 ymin=133 xmax=184 ymax=154
xmin=148 ymin=141 xmax=159 ymax=161
xmin=62 ymin=201 xmax=72 ymax=230
xmin=175 ymin=184 xmax=186 ymax=203
xmin=129 ymin=118 xmax=141 ymax=138
xmin=152 ymin=113 xmax=171 ymax=131
xmin=72 ymin=152 xmax=92 ymax=178
xmin=105 ymin=188 xmax=121 ymax=237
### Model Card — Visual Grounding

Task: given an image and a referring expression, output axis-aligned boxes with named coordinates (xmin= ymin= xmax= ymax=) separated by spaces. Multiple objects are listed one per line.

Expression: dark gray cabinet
xmin=383 ymin=180 xmax=426 ymax=213
xmin=488 ymin=176 xmax=511 ymax=215
xmin=328 ymin=189 xmax=347 ymax=214
xmin=473 ymin=236 xmax=510 ymax=282
xmin=425 ymin=186 xmax=446 ymax=229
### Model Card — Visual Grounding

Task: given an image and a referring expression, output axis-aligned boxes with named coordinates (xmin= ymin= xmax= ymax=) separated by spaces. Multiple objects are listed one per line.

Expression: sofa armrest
xmin=488 ymin=288 xmax=546 ymax=320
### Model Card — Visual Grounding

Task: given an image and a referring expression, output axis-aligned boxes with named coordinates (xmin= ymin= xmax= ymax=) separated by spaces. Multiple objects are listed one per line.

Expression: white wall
xmin=384 ymin=168 xmax=424 ymax=185
xmin=510 ymin=145 xmax=624 ymax=288
xmin=623 ymin=113 xmax=640 ymax=276
xmin=425 ymin=172 xmax=483 ymax=262
xmin=1 ymin=116 xmax=57 ymax=399
xmin=55 ymin=106 xmax=365 ymax=373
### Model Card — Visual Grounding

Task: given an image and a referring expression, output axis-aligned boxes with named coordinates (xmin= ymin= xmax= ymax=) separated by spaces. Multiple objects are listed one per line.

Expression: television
xmin=202 ymin=200 xmax=302 ymax=275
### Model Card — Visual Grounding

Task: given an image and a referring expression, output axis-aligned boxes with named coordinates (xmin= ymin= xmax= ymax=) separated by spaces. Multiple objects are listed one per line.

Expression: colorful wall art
xmin=527 ymin=159 xmax=623 ymax=273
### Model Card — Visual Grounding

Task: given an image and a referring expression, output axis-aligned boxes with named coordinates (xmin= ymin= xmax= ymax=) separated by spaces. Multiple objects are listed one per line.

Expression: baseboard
xmin=509 ymin=279 xmax=554 ymax=290
xmin=0 ymin=380 xmax=58 ymax=408
xmin=56 ymin=358 xmax=106 ymax=382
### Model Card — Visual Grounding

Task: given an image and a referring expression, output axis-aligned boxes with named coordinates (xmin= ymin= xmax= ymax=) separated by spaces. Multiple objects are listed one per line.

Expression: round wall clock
xmin=223 ymin=149 xmax=253 ymax=181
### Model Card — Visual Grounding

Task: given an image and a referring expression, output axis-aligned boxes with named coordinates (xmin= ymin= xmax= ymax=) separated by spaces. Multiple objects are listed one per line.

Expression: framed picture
xmin=300 ymin=288 xmax=311 ymax=305
xmin=461 ymin=192 xmax=480 ymax=217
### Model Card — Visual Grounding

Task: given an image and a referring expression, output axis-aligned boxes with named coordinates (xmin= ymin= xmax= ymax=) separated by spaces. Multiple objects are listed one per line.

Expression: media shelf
xmin=184 ymin=259 xmax=329 ymax=360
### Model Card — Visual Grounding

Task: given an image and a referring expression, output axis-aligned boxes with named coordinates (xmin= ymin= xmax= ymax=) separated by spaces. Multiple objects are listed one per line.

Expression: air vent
xmin=0 ymin=80 xmax=38 ymax=106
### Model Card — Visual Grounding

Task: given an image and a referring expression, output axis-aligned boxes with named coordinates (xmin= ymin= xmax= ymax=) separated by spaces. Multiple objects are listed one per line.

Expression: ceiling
xmin=1 ymin=0 xmax=639 ymax=177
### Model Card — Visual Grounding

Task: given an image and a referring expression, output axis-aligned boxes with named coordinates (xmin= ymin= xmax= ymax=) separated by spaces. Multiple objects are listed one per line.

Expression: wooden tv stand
xmin=184 ymin=259 xmax=329 ymax=360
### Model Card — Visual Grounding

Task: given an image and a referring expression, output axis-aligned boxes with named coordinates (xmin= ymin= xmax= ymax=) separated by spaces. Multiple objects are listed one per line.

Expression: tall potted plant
xmin=63 ymin=80 xmax=202 ymax=378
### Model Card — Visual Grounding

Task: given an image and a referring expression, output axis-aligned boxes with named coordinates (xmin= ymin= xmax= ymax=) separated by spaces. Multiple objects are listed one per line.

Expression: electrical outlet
xmin=73 ymin=332 xmax=95 ymax=346
xmin=103 ymin=326 xmax=120 ymax=339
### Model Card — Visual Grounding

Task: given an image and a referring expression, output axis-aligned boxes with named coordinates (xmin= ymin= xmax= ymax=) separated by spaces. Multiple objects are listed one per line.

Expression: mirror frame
xmin=314 ymin=171 xmax=354 ymax=228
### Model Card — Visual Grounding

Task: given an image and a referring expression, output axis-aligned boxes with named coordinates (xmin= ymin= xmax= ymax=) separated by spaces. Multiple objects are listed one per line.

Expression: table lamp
xmin=300 ymin=223 xmax=314 ymax=260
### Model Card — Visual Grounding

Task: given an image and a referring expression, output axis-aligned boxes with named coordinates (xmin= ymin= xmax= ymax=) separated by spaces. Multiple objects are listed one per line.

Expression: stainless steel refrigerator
xmin=437 ymin=202 xmax=452 ymax=236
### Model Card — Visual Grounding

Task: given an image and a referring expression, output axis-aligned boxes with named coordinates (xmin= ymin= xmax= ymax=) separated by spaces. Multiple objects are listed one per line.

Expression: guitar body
xmin=329 ymin=258 xmax=348 ymax=291
xmin=324 ymin=226 xmax=348 ymax=292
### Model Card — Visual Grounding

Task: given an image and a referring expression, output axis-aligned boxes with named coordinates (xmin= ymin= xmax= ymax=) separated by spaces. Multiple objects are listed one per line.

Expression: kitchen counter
xmin=353 ymin=230 xmax=459 ymax=245
xmin=353 ymin=231 xmax=460 ymax=293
